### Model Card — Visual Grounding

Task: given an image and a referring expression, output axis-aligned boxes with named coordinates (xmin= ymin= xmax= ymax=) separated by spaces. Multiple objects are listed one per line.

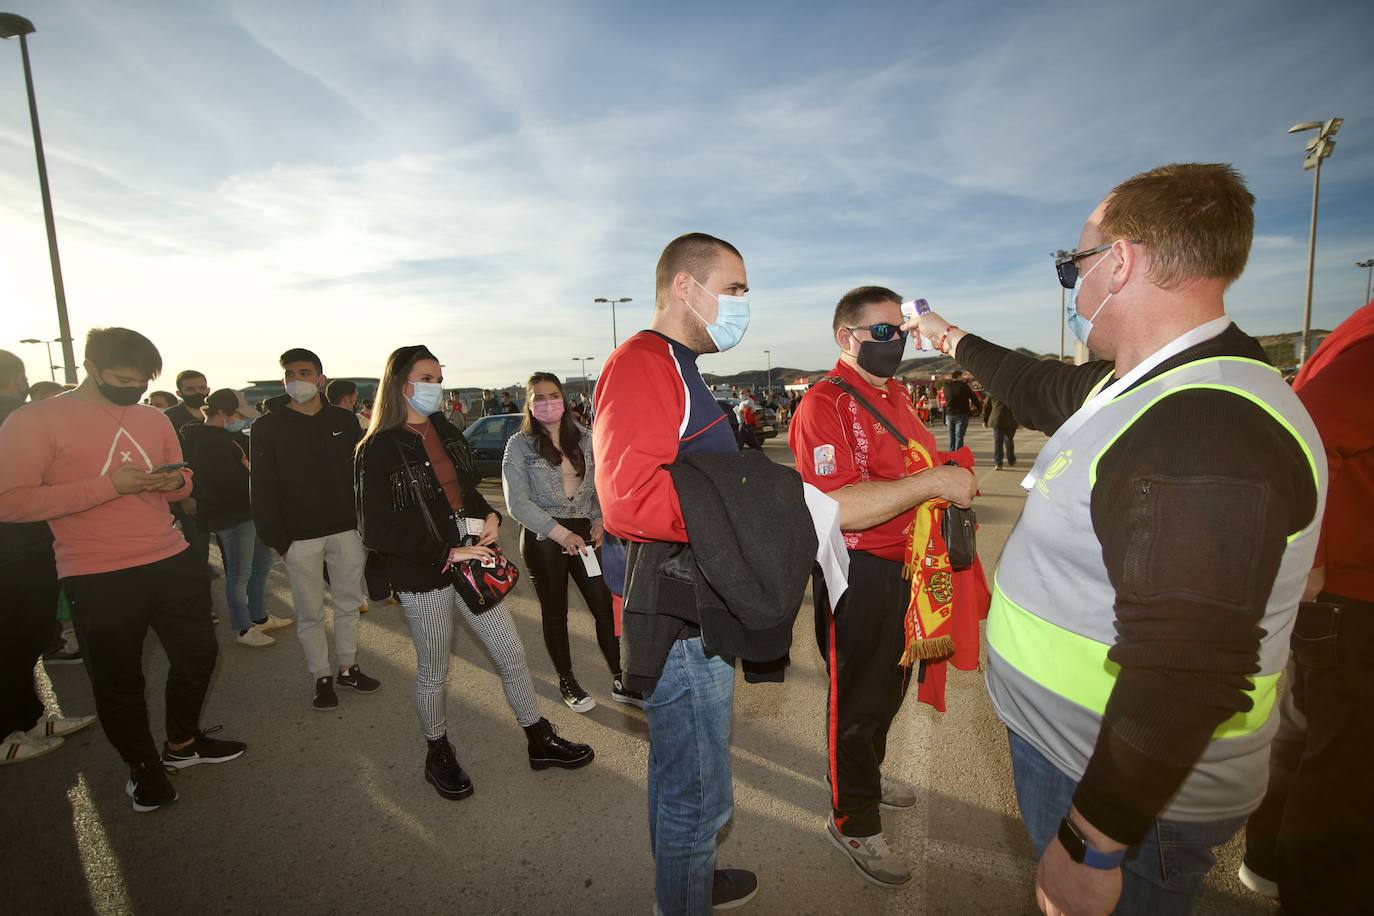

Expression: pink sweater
xmin=0 ymin=393 xmax=193 ymax=577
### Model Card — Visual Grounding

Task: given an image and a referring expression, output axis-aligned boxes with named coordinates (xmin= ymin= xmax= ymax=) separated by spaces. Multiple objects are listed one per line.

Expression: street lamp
xmin=2 ymin=14 xmax=76 ymax=385
xmin=19 ymin=336 xmax=60 ymax=381
xmin=571 ymin=356 xmax=595 ymax=399
xmin=1053 ymin=249 xmax=1072 ymax=361
xmin=1287 ymin=117 xmax=1343 ymax=365
xmin=1357 ymin=259 xmax=1374 ymax=306
xmin=763 ymin=349 xmax=772 ymax=394
xmin=593 ymin=297 xmax=632 ymax=349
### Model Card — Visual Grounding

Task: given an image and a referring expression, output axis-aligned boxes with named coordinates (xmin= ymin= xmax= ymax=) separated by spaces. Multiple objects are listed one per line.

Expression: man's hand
xmin=1035 ymin=835 xmax=1123 ymax=916
xmin=902 ymin=309 xmax=968 ymax=356
xmin=181 ymin=496 xmax=198 ymax=514
xmin=918 ymin=465 xmax=977 ymax=508
xmin=149 ymin=470 xmax=188 ymax=493
xmin=111 ymin=465 xmax=169 ymax=495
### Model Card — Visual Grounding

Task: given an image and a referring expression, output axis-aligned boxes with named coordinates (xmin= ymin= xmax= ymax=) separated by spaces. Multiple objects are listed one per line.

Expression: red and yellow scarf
xmin=894 ymin=436 xmax=957 ymax=667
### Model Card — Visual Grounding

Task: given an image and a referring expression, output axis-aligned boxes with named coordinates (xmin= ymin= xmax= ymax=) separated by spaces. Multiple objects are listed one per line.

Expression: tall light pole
xmin=19 ymin=337 xmax=59 ymax=381
xmin=1358 ymin=259 xmax=1374 ymax=306
xmin=1053 ymin=249 xmax=1071 ymax=361
xmin=763 ymin=349 xmax=772 ymax=394
xmin=1288 ymin=117 xmax=1343 ymax=365
xmin=594 ymin=297 xmax=633 ymax=349
xmin=571 ymin=356 xmax=595 ymax=398
xmin=2 ymin=14 xmax=76 ymax=385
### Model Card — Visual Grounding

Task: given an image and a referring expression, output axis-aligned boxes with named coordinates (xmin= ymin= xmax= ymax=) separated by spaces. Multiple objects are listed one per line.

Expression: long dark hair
xmin=521 ymin=372 xmax=585 ymax=477
xmin=357 ymin=345 xmax=438 ymax=456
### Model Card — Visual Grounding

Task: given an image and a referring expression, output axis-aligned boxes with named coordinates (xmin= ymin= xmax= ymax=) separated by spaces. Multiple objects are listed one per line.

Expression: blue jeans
xmin=946 ymin=412 xmax=970 ymax=451
xmin=215 ymin=520 xmax=272 ymax=632
xmin=1008 ymin=729 xmax=1246 ymax=915
xmin=645 ymin=638 xmax=735 ymax=916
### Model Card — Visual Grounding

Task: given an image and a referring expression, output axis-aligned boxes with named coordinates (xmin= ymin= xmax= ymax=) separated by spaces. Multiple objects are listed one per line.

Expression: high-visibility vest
xmin=986 ymin=356 xmax=1326 ymax=822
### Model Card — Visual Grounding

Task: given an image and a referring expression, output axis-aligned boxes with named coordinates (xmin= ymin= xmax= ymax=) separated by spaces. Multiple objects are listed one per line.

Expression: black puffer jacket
xmin=355 ymin=414 xmax=498 ymax=594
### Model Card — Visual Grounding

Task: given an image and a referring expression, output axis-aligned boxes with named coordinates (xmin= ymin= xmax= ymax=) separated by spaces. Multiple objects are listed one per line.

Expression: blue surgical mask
xmin=687 ymin=278 xmax=750 ymax=353
xmin=407 ymin=381 xmax=444 ymax=416
xmin=226 ymin=417 xmax=250 ymax=433
xmin=1065 ymin=249 xmax=1115 ymax=347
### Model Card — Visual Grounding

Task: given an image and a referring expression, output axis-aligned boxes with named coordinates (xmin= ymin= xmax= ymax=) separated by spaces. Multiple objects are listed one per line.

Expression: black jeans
xmin=1243 ymin=592 xmax=1374 ymax=914
xmin=993 ymin=428 xmax=1017 ymax=467
xmin=519 ymin=518 xmax=619 ymax=677
xmin=64 ymin=547 xmax=219 ymax=766
xmin=0 ymin=536 xmax=59 ymax=736
xmin=814 ymin=551 xmax=914 ymax=837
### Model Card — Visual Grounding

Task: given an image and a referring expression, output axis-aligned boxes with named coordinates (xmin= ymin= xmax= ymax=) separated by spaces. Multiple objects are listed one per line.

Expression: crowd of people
xmin=0 ymin=160 xmax=1369 ymax=916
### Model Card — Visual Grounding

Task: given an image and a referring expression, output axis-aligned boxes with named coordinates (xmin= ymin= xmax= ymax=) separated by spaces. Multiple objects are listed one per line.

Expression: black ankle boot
xmin=425 ymin=734 xmax=473 ymax=800
xmin=524 ymin=718 xmax=594 ymax=771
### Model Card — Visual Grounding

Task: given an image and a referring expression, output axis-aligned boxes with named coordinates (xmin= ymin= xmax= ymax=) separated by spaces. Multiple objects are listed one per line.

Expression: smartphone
xmin=153 ymin=462 xmax=189 ymax=473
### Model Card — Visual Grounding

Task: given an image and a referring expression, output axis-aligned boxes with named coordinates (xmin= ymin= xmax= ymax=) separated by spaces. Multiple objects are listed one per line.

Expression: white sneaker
xmin=1238 ymin=862 xmax=1279 ymax=898
xmin=237 ymin=627 xmax=276 ymax=648
xmin=26 ymin=714 xmax=97 ymax=739
xmin=880 ymin=774 xmax=917 ymax=810
xmin=826 ymin=814 xmax=912 ymax=888
xmin=2 ymin=730 xmax=64 ymax=765
xmin=255 ymin=614 xmax=293 ymax=631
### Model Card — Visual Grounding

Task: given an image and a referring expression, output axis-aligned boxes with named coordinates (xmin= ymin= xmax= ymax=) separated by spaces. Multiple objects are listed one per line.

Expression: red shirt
xmin=1294 ymin=299 xmax=1374 ymax=601
xmin=788 ymin=358 xmax=942 ymax=562
xmin=411 ymin=423 xmax=464 ymax=514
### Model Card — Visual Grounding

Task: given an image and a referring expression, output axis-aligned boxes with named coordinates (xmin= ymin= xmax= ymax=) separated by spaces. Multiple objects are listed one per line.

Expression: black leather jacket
xmin=355 ymin=414 xmax=498 ymax=593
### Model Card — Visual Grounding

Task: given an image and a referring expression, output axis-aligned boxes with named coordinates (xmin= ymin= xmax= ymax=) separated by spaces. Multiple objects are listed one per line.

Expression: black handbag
xmin=394 ymin=440 xmax=519 ymax=612
xmin=819 ymin=376 xmax=977 ymax=571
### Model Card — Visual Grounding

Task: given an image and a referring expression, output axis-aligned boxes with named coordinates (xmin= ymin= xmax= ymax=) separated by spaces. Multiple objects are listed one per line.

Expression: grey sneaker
xmin=826 ymin=814 xmax=912 ymax=888
xmin=880 ymin=774 xmax=917 ymax=810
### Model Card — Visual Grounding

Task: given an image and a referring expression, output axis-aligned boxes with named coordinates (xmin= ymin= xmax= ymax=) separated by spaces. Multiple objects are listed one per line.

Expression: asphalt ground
xmin=1 ymin=423 xmax=1276 ymax=915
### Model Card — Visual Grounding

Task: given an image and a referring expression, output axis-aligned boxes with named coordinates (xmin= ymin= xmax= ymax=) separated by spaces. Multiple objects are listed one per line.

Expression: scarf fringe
xmin=898 ymin=634 xmax=955 ymax=667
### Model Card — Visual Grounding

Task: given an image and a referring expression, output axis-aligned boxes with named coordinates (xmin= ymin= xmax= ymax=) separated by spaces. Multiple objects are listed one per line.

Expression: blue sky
xmin=2 ymin=0 xmax=1372 ymax=389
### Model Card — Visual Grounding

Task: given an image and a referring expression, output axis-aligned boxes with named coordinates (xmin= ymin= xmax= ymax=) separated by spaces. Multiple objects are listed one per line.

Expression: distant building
xmin=1253 ymin=330 xmax=1332 ymax=368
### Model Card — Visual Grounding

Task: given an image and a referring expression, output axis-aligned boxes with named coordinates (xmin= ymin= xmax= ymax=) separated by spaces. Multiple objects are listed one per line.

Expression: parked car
xmin=462 ymin=413 xmax=523 ymax=483
xmin=718 ymin=397 xmax=778 ymax=440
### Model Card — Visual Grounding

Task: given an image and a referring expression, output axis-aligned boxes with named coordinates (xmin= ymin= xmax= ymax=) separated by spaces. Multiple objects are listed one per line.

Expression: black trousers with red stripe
xmin=814 ymin=550 xmax=914 ymax=838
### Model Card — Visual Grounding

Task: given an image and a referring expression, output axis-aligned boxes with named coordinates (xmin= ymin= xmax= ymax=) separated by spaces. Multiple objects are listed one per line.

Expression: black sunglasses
xmin=845 ymin=323 xmax=906 ymax=343
xmin=1054 ymin=240 xmax=1140 ymax=289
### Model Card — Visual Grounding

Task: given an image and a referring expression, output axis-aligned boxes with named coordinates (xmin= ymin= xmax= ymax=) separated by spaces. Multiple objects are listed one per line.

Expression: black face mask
xmin=181 ymin=392 xmax=207 ymax=409
xmin=98 ymin=382 xmax=146 ymax=406
xmin=854 ymin=335 xmax=907 ymax=379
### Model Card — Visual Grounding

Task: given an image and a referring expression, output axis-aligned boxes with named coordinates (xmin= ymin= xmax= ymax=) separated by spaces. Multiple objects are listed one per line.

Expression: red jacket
xmin=1294 ymin=299 xmax=1374 ymax=601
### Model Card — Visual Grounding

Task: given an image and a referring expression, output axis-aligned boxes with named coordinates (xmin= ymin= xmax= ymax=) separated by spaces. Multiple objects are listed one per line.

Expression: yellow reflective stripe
xmin=1084 ymin=371 xmax=1114 ymax=404
xmin=989 ymin=576 xmax=1279 ymax=738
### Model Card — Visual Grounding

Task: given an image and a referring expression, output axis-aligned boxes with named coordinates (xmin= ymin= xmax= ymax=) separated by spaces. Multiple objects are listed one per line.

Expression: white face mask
xmin=407 ymin=381 xmax=444 ymax=416
xmin=285 ymin=379 xmax=318 ymax=403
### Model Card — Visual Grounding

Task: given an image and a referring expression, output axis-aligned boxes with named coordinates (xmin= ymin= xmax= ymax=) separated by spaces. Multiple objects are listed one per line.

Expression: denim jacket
xmin=501 ymin=426 xmax=601 ymax=539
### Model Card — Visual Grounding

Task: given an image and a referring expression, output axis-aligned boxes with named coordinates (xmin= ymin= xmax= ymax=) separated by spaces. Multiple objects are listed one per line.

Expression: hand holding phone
xmin=153 ymin=462 xmax=189 ymax=473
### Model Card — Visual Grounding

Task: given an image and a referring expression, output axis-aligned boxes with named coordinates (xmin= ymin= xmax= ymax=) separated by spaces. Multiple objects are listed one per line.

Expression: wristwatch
xmin=1058 ymin=817 xmax=1126 ymax=870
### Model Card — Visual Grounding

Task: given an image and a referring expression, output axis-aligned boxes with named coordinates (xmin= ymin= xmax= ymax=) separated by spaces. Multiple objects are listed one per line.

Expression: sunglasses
xmin=845 ymin=323 xmax=906 ymax=342
xmin=1054 ymin=240 xmax=1139 ymax=289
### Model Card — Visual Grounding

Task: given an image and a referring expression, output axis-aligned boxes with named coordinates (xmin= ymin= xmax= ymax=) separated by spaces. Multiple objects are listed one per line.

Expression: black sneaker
xmin=712 ymin=868 xmax=759 ymax=910
xmin=161 ymin=726 xmax=247 ymax=770
xmin=558 ymin=673 xmax=595 ymax=713
xmin=126 ymin=761 xmax=178 ymax=813
xmin=313 ymin=676 xmax=338 ymax=710
xmin=336 ymin=665 xmax=381 ymax=693
xmin=611 ymin=675 xmax=645 ymax=709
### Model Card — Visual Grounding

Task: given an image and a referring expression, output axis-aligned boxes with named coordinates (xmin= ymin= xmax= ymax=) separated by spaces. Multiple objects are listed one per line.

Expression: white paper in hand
xmin=580 ymin=548 xmax=602 ymax=578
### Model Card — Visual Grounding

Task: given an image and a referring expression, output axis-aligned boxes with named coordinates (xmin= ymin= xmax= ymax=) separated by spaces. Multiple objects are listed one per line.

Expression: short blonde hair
xmin=1099 ymin=163 xmax=1254 ymax=289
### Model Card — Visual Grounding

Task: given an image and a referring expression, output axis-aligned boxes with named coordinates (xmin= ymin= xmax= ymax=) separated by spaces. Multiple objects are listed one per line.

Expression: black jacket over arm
xmin=355 ymin=414 xmax=496 ymax=595
xmin=621 ymin=450 xmax=817 ymax=694
xmin=958 ymin=327 xmax=1317 ymax=844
